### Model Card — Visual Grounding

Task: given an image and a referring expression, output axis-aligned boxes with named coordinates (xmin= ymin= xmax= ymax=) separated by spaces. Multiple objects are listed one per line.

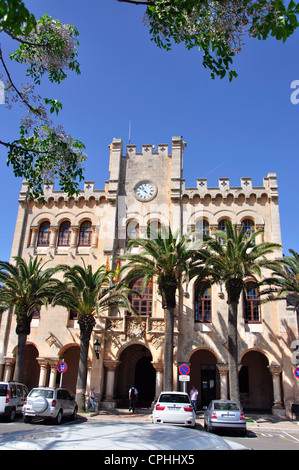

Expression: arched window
xmin=126 ymin=220 xmax=139 ymax=243
xmin=58 ymin=221 xmax=71 ymax=246
xmin=78 ymin=221 xmax=92 ymax=246
xmin=217 ymin=219 xmax=229 ymax=245
xmin=130 ymin=278 xmax=153 ymax=316
xmin=195 ymin=282 xmax=212 ymax=322
xmin=244 ymin=282 xmax=260 ymax=323
xmin=242 ymin=219 xmax=255 ymax=241
xmin=195 ymin=219 xmax=210 ymax=240
xmin=218 ymin=219 xmax=228 ymax=231
xmin=37 ymin=221 xmax=50 ymax=246
xmin=147 ymin=220 xmax=161 ymax=239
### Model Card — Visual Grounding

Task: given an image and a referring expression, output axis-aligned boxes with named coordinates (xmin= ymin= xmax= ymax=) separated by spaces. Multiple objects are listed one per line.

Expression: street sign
xmin=179 ymin=364 xmax=190 ymax=375
xmin=294 ymin=367 xmax=299 ymax=378
xmin=179 ymin=375 xmax=190 ymax=382
xmin=57 ymin=362 xmax=68 ymax=374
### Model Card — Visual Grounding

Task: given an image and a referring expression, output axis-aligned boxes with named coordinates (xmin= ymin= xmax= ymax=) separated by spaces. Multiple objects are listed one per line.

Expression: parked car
xmin=203 ymin=399 xmax=247 ymax=436
xmin=23 ymin=387 xmax=78 ymax=424
xmin=0 ymin=381 xmax=29 ymax=421
xmin=152 ymin=391 xmax=196 ymax=427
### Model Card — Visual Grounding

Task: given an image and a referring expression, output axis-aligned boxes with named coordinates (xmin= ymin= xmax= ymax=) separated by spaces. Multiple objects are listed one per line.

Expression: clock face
xmin=135 ymin=182 xmax=156 ymax=201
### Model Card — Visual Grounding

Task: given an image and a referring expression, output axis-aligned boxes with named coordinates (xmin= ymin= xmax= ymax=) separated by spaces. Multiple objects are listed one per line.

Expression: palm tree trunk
xmin=164 ymin=306 xmax=174 ymax=390
xmin=76 ymin=313 xmax=96 ymax=411
xmin=227 ymin=300 xmax=240 ymax=404
xmin=14 ymin=314 xmax=32 ymax=382
xmin=76 ymin=329 xmax=91 ymax=412
xmin=13 ymin=332 xmax=27 ymax=382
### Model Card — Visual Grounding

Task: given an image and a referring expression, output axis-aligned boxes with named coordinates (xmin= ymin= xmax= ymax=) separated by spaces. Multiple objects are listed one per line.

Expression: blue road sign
xmin=57 ymin=362 xmax=67 ymax=373
xmin=179 ymin=364 xmax=190 ymax=375
xmin=294 ymin=367 xmax=299 ymax=378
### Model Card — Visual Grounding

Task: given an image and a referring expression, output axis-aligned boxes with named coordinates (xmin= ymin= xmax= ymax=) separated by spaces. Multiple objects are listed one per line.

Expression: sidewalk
xmin=79 ymin=408 xmax=299 ymax=432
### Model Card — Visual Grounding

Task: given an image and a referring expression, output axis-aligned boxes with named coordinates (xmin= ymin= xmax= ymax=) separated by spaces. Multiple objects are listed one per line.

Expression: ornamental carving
xmin=126 ymin=318 xmax=146 ymax=338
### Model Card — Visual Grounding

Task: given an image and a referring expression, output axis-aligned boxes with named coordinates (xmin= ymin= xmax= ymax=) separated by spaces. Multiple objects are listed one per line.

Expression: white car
xmin=23 ymin=387 xmax=78 ymax=424
xmin=0 ymin=382 xmax=29 ymax=421
xmin=152 ymin=391 xmax=196 ymax=427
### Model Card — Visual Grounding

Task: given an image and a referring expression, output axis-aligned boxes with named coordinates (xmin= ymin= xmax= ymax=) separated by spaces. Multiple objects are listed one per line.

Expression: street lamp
xmin=94 ymin=339 xmax=101 ymax=359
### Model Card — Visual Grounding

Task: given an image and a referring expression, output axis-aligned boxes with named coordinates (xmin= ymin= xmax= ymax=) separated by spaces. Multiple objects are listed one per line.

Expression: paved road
xmin=0 ymin=409 xmax=299 ymax=451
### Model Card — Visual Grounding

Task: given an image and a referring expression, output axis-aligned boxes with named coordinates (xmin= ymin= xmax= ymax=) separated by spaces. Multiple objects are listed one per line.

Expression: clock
xmin=134 ymin=181 xmax=156 ymax=201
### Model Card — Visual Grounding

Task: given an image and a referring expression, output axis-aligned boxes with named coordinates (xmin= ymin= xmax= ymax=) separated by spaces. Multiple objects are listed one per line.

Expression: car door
xmin=61 ymin=390 xmax=73 ymax=415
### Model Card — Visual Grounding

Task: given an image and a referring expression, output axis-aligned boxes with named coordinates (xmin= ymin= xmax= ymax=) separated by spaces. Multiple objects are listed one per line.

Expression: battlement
xmin=182 ymin=172 xmax=278 ymax=201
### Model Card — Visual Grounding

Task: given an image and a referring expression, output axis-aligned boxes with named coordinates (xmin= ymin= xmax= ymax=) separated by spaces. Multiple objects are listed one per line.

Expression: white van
xmin=0 ymin=382 xmax=29 ymax=421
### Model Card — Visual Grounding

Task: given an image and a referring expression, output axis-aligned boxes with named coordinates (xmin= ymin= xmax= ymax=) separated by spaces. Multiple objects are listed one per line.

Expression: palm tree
xmin=0 ymin=256 xmax=61 ymax=382
xmin=260 ymin=248 xmax=299 ymax=334
xmin=190 ymin=220 xmax=282 ymax=403
xmin=52 ymin=260 xmax=134 ymax=411
xmin=120 ymin=225 xmax=196 ymax=391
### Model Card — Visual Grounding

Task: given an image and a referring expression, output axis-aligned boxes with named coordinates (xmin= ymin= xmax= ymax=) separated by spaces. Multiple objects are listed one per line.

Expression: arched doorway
xmin=240 ymin=350 xmax=273 ymax=411
xmin=189 ymin=349 xmax=218 ymax=408
xmin=116 ymin=344 xmax=156 ymax=407
xmin=22 ymin=344 xmax=39 ymax=389
xmin=57 ymin=345 xmax=80 ymax=396
xmin=135 ymin=356 xmax=156 ymax=406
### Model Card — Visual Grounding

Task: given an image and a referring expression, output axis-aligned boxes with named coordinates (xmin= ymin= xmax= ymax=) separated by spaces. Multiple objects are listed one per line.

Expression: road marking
xmin=283 ymin=432 xmax=299 ymax=443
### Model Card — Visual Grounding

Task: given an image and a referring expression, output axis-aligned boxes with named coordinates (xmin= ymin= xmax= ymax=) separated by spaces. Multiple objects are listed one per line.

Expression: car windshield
xmin=159 ymin=394 xmax=190 ymax=404
xmin=29 ymin=389 xmax=54 ymax=399
xmin=213 ymin=402 xmax=239 ymax=411
xmin=0 ymin=384 xmax=7 ymax=396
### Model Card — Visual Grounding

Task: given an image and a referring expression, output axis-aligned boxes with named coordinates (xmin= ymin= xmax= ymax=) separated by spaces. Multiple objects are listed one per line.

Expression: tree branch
xmin=0 ymin=139 xmax=47 ymax=154
xmin=0 ymin=46 xmax=40 ymax=115
xmin=117 ymin=0 xmax=152 ymax=5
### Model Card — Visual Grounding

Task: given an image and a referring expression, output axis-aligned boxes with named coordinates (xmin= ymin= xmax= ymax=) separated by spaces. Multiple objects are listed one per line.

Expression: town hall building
xmin=0 ymin=136 xmax=298 ymax=417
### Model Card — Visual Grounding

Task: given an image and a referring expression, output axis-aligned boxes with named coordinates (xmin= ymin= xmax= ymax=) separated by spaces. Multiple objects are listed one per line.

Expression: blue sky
xmin=0 ymin=0 xmax=298 ymax=261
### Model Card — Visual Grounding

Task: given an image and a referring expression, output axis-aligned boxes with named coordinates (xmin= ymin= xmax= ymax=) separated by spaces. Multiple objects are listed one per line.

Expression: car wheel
xmin=23 ymin=415 xmax=32 ymax=423
xmin=54 ymin=409 xmax=63 ymax=425
xmin=8 ymin=408 xmax=16 ymax=422
xmin=71 ymin=407 xmax=78 ymax=421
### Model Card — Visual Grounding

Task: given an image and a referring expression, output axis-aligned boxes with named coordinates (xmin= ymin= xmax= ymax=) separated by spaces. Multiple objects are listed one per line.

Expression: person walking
xmin=88 ymin=388 xmax=95 ymax=411
xmin=189 ymin=385 xmax=198 ymax=414
xmin=128 ymin=386 xmax=138 ymax=413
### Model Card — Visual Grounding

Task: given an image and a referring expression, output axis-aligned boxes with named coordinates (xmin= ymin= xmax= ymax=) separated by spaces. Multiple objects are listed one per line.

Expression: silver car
xmin=203 ymin=400 xmax=247 ymax=436
xmin=23 ymin=387 xmax=78 ymax=424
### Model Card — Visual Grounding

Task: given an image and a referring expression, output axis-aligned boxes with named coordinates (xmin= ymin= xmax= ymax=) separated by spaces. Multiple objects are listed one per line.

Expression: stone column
xmin=29 ymin=227 xmax=39 ymax=250
xmin=152 ymin=362 xmax=163 ymax=399
xmin=268 ymin=365 xmax=284 ymax=416
xmin=37 ymin=359 xmax=49 ymax=387
xmin=49 ymin=226 xmax=58 ymax=250
xmin=3 ymin=357 xmax=15 ymax=381
xmin=48 ymin=360 xmax=59 ymax=387
xmin=216 ymin=363 xmax=229 ymax=400
xmin=102 ymin=359 xmax=121 ymax=409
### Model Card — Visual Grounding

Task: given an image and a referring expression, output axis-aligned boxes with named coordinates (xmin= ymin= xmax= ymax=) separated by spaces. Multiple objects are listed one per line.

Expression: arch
xmin=37 ymin=220 xmax=51 ymax=246
xmin=240 ymin=350 xmax=273 ymax=411
xmin=22 ymin=343 xmax=39 ymax=390
xmin=115 ymin=343 xmax=156 ymax=406
xmin=237 ymin=209 xmax=265 ymax=226
xmin=189 ymin=348 xmax=219 ymax=407
xmin=57 ymin=220 xmax=71 ymax=246
xmin=57 ymin=344 xmax=80 ymax=396
xmin=78 ymin=219 xmax=92 ymax=246
xmin=126 ymin=219 xmax=140 ymax=242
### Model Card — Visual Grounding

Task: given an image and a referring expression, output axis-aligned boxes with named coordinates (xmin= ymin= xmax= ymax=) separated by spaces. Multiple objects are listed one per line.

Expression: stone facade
xmin=0 ymin=136 xmax=298 ymax=417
